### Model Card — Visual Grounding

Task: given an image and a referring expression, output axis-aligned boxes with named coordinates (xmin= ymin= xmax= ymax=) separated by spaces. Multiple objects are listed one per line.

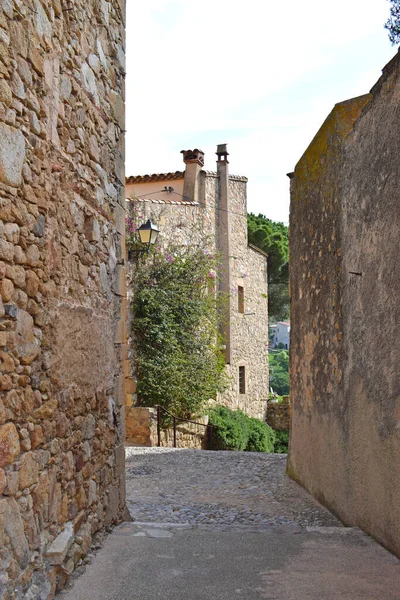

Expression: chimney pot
xmin=181 ymin=149 xmax=205 ymax=167
xmin=216 ymin=143 xmax=229 ymax=163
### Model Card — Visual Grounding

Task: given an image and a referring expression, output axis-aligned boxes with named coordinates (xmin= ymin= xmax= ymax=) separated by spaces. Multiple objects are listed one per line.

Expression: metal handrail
xmin=155 ymin=404 xmax=214 ymax=448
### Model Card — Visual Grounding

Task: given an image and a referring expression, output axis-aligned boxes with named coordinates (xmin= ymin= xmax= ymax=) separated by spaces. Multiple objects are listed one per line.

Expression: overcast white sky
xmin=125 ymin=0 xmax=395 ymax=223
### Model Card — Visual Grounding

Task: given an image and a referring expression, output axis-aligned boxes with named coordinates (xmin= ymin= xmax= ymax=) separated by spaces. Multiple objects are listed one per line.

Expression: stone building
xmin=288 ymin=49 xmax=400 ymax=558
xmin=0 ymin=0 xmax=126 ymax=596
xmin=125 ymin=145 xmax=269 ymax=426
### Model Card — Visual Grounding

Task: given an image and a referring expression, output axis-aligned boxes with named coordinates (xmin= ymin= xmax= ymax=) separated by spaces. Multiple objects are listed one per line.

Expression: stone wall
xmin=0 ymin=0 xmax=126 ymax=596
xmin=266 ymin=397 xmax=290 ymax=431
xmin=126 ymin=407 xmax=208 ymax=450
xmin=288 ymin=50 xmax=400 ymax=558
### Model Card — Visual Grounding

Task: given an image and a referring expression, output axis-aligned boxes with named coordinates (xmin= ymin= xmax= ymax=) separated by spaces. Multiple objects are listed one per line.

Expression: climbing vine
xmin=130 ymin=220 xmax=228 ymax=420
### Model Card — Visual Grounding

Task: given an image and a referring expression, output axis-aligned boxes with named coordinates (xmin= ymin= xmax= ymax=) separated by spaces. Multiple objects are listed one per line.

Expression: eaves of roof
xmin=126 ymin=197 xmax=199 ymax=206
xmin=126 ymin=171 xmax=184 ymax=184
xmin=126 ymin=170 xmax=248 ymax=184
xmin=248 ymin=243 xmax=268 ymax=258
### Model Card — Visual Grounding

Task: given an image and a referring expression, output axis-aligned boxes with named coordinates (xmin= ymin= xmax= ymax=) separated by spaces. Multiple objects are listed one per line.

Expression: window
xmin=238 ymin=286 xmax=244 ymax=313
xmin=239 ymin=366 xmax=246 ymax=394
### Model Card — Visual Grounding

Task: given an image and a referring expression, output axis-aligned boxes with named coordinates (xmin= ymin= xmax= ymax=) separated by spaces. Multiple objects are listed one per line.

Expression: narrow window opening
xmin=238 ymin=286 xmax=244 ymax=313
xmin=239 ymin=366 xmax=246 ymax=394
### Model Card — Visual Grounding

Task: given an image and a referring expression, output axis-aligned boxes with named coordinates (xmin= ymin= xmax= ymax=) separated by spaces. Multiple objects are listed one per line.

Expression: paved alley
xmin=61 ymin=448 xmax=400 ymax=599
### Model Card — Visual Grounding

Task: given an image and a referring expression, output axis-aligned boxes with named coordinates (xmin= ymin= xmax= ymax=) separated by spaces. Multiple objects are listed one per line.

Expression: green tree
xmin=385 ymin=0 xmax=400 ymax=44
xmin=247 ymin=213 xmax=289 ymax=321
xmin=269 ymin=350 xmax=290 ymax=395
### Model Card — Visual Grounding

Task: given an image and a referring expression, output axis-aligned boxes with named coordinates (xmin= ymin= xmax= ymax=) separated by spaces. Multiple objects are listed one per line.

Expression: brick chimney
xmin=181 ymin=148 xmax=204 ymax=203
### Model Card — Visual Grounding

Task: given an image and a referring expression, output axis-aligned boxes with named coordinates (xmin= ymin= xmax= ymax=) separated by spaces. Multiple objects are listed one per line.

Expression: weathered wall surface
xmin=288 ymin=50 xmax=400 ymax=557
xmin=0 ymin=0 xmax=126 ymax=596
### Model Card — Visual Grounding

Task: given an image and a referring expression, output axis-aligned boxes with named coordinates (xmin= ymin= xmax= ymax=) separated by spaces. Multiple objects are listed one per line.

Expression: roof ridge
xmin=126 ymin=197 xmax=199 ymax=207
xmin=126 ymin=171 xmax=184 ymax=184
xmin=126 ymin=171 xmax=248 ymax=184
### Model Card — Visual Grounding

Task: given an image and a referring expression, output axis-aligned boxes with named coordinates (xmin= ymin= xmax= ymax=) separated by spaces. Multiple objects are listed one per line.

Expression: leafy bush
xmin=274 ymin=430 xmax=289 ymax=454
xmin=208 ymin=405 xmax=276 ymax=453
xmin=208 ymin=406 xmax=249 ymax=451
xmin=246 ymin=418 xmax=276 ymax=453
xmin=131 ymin=237 xmax=227 ymax=420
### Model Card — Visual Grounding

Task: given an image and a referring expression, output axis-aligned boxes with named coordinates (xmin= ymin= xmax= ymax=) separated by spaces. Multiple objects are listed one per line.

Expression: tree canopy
xmin=247 ymin=213 xmax=289 ymax=321
xmin=385 ymin=0 xmax=400 ymax=44
xmin=269 ymin=350 xmax=290 ymax=395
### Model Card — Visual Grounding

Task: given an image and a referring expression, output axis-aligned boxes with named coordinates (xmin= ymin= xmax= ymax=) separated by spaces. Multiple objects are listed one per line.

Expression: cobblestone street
xmin=61 ymin=448 xmax=400 ymax=599
xmin=125 ymin=447 xmax=341 ymax=529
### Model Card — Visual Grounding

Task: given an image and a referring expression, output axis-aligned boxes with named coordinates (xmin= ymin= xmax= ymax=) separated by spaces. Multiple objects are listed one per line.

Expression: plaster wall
xmin=126 ymin=179 xmax=184 ymax=203
xmin=0 ymin=0 xmax=126 ymax=595
xmin=288 ymin=50 xmax=400 ymax=557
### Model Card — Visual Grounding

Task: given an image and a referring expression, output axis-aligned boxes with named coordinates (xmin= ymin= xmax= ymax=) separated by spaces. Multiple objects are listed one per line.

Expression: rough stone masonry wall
xmin=0 ymin=0 xmax=126 ymax=597
xmin=222 ymin=179 xmax=269 ymax=419
xmin=288 ymin=50 xmax=400 ymax=558
xmin=266 ymin=397 xmax=290 ymax=431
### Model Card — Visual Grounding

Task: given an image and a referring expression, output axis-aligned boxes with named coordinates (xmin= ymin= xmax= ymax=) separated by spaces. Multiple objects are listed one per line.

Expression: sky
xmin=125 ymin=0 xmax=395 ymax=223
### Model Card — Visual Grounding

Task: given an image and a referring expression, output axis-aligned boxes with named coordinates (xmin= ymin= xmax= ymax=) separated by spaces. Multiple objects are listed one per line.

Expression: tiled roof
xmin=126 ymin=171 xmax=184 ymax=184
xmin=248 ymin=243 xmax=268 ymax=258
xmin=126 ymin=197 xmax=199 ymax=206
xmin=202 ymin=170 xmax=248 ymax=182
xmin=126 ymin=170 xmax=248 ymax=184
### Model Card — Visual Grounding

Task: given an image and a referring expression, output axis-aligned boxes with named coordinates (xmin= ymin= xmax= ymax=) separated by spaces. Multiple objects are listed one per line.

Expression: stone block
xmin=113 ymin=264 xmax=126 ymax=297
xmin=113 ymin=201 xmax=125 ymax=235
xmin=85 ymin=216 xmax=100 ymax=242
xmin=0 ymin=239 xmax=15 ymax=262
xmin=0 ymin=422 xmax=20 ymax=467
xmin=0 ymin=467 xmax=5 ymax=494
xmin=15 ymin=308 xmax=40 ymax=364
xmin=0 ymin=79 xmax=12 ymax=106
xmin=0 ymin=123 xmax=25 ymax=187
xmin=0 ymin=497 xmax=29 ymax=568
xmin=19 ymin=451 xmax=39 ymax=489
xmin=46 ymin=522 xmax=74 ymax=565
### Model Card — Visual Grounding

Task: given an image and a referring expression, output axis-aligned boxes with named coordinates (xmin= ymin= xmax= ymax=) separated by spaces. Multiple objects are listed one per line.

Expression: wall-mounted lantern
xmin=137 ymin=219 xmax=160 ymax=247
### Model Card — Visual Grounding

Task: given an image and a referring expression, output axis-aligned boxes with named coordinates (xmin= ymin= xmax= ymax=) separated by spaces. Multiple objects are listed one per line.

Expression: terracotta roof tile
xmin=126 ymin=170 xmax=248 ymax=184
xmin=126 ymin=197 xmax=199 ymax=206
xmin=201 ymin=170 xmax=248 ymax=182
xmin=126 ymin=171 xmax=184 ymax=184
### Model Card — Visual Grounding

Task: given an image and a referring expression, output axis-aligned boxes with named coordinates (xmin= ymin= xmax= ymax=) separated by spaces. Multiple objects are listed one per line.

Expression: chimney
xmin=216 ymin=143 xmax=231 ymax=364
xmin=181 ymin=148 xmax=204 ymax=203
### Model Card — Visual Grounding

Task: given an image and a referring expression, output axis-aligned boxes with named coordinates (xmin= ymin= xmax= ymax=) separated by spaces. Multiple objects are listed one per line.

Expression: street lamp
xmin=137 ymin=219 xmax=160 ymax=247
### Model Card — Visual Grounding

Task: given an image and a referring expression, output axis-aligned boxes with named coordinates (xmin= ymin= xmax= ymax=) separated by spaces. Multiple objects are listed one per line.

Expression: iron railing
xmin=155 ymin=405 xmax=214 ymax=449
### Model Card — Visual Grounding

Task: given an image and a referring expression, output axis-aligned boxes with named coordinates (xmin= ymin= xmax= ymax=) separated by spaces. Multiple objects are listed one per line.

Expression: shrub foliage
xmin=273 ymin=430 xmax=289 ymax=454
xmin=131 ymin=243 xmax=227 ymax=420
xmin=208 ymin=405 xmax=276 ymax=453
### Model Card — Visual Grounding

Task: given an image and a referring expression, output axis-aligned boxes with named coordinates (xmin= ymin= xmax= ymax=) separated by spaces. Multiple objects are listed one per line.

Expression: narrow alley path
xmin=61 ymin=448 xmax=400 ymax=599
xmin=125 ymin=447 xmax=341 ymax=529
